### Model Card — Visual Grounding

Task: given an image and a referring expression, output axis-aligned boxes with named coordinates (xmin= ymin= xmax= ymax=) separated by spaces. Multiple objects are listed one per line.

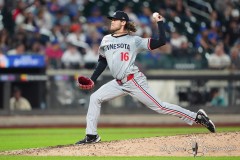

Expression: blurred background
xmin=0 ymin=0 xmax=239 ymax=120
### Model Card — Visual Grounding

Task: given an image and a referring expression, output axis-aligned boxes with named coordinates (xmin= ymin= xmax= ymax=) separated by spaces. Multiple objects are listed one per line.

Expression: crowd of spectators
xmin=0 ymin=0 xmax=239 ymax=70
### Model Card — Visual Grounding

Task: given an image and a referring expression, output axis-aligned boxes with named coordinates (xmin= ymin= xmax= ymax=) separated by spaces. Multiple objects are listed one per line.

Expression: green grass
xmin=0 ymin=127 xmax=239 ymax=159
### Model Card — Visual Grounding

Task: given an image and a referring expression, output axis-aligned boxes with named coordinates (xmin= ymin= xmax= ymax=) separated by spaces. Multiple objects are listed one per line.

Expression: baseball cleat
xmin=75 ymin=134 xmax=101 ymax=144
xmin=195 ymin=109 xmax=216 ymax=133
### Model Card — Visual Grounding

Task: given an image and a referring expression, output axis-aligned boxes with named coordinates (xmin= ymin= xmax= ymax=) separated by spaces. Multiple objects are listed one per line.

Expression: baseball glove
xmin=77 ymin=76 xmax=94 ymax=90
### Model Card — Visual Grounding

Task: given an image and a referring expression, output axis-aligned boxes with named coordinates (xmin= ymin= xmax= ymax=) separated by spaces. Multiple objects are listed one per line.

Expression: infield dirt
xmin=1 ymin=132 xmax=240 ymax=157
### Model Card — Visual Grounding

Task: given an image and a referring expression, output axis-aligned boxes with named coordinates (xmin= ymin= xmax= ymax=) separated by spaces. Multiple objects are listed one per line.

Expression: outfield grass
xmin=0 ymin=127 xmax=239 ymax=160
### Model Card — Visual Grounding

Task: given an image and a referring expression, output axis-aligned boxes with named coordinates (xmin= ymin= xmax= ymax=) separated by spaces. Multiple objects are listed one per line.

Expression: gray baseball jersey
xmin=85 ymin=34 xmax=198 ymax=135
xmin=99 ymin=34 xmax=150 ymax=80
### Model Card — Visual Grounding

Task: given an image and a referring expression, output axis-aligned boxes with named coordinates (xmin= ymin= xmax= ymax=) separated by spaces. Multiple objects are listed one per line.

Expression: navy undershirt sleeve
xmin=90 ymin=55 xmax=108 ymax=82
xmin=149 ymin=21 xmax=166 ymax=50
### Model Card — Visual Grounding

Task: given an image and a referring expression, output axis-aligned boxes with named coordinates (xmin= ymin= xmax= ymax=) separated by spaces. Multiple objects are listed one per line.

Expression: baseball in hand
xmin=153 ymin=12 xmax=159 ymax=19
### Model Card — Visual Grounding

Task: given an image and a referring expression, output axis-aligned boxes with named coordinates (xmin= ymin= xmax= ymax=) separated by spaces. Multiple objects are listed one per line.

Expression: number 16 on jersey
xmin=120 ymin=52 xmax=129 ymax=61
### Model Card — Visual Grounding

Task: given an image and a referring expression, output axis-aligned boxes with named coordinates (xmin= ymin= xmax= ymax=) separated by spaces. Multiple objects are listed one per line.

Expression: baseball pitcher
xmin=76 ymin=11 xmax=216 ymax=144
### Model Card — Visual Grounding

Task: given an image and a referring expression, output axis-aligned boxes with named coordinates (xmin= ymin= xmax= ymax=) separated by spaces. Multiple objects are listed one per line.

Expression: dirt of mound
xmin=1 ymin=132 xmax=240 ymax=157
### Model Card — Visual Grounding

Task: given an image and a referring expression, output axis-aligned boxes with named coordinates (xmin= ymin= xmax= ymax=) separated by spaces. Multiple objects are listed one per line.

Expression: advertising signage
xmin=0 ymin=54 xmax=45 ymax=68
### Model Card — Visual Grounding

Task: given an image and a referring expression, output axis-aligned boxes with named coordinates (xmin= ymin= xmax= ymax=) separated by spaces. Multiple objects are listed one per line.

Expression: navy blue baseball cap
xmin=107 ymin=11 xmax=129 ymax=22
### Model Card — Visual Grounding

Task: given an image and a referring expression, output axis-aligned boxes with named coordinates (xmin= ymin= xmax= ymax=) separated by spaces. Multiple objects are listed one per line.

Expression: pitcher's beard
xmin=109 ymin=28 xmax=119 ymax=34
xmin=110 ymin=28 xmax=128 ymax=35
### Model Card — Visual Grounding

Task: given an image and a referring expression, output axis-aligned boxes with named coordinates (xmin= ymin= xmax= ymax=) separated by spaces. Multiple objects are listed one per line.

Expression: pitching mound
xmin=2 ymin=132 xmax=240 ymax=157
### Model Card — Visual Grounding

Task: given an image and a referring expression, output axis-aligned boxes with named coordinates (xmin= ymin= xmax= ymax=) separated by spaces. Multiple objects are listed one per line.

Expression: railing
xmin=185 ymin=0 xmax=213 ymax=20
xmin=1 ymin=69 xmax=240 ymax=115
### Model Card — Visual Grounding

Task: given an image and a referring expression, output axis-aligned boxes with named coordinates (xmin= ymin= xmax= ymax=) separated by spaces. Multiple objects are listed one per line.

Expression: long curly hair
xmin=125 ymin=21 xmax=137 ymax=33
